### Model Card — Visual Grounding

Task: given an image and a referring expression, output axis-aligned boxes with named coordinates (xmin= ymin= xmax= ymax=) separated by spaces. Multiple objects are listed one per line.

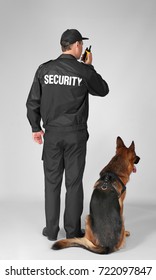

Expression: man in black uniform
xmin=26 ymin=29 xmax=109 ymax=241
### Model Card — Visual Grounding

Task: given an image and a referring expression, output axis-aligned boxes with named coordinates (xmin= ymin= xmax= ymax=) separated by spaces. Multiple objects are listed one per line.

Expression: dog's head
xmin=116 ymin=136 xmax=140 ymax=174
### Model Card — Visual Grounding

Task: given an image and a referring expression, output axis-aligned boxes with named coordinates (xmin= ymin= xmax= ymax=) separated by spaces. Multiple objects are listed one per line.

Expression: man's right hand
xmin=32 ymin=130 xmax=44 ymax=144
xmin=84 ymin=52 xmax=92 ymax=65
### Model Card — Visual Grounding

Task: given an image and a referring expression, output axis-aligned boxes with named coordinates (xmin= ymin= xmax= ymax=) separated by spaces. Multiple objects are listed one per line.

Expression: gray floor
xmin=0 ymin=199 xmax=156 ymax=260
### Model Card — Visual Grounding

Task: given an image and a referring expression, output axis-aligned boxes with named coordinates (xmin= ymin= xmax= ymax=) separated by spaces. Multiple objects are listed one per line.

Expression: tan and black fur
xmin=52 ymin=136 xmax=140 ymax=254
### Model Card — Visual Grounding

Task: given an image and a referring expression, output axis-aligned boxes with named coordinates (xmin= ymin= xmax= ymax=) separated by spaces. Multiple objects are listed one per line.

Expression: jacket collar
xmin=58 ymin=54 xmax=77 ymax=60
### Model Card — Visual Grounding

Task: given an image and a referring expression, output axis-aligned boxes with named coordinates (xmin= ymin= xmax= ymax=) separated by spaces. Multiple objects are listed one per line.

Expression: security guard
xmin=26 ymin=29 xmax=109 ymax=241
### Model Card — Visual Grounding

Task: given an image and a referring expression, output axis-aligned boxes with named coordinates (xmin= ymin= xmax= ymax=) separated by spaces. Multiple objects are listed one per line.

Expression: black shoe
xmin=42 ymin=227 xmax=57 ymax=241
xmin=66 ymin=229 xmax=85 ymax=239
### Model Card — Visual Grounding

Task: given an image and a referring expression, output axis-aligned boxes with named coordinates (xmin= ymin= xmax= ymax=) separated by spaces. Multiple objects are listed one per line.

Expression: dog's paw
xmin=125 ymin=230 xmax=130 ymax=237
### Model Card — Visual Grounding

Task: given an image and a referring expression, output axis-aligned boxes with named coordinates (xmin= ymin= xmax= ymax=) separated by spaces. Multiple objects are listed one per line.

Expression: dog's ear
xmin=116 ymin=136 xmax=125 ymax=149
xmin=129 ymin=141 xmax=135 ymax=151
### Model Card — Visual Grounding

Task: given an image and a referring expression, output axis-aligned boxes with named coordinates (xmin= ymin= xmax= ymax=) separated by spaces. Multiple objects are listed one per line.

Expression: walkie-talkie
xmin=81 ymin=45 xmax=92 ymax=62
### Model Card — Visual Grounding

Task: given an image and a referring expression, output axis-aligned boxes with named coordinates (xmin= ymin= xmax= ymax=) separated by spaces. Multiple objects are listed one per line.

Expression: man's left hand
xmin=32 ymin=130 xmax=44 ymax=144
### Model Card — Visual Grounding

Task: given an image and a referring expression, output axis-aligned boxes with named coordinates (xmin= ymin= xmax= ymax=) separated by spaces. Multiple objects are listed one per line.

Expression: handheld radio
xmin=81 ymin=45 xmax=92 ymax=62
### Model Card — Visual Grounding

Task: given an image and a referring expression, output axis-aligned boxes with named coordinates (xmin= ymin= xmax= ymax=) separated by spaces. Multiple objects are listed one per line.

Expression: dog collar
xmin=99 ymin=172 xmax=126 ymax=198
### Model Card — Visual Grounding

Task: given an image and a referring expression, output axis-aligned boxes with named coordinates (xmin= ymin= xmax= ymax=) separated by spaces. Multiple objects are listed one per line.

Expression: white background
xmin=0 ymin=0 xmax=156 ymax=261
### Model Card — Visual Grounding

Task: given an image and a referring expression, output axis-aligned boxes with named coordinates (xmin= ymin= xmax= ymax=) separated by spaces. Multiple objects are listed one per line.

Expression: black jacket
xmin=26 ymin=54 xmax=109 ymax=132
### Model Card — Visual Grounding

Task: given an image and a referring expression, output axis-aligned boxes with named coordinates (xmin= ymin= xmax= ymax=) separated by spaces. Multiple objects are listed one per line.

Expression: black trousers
xmin=42 ymin=129 xmax=88 ymax=239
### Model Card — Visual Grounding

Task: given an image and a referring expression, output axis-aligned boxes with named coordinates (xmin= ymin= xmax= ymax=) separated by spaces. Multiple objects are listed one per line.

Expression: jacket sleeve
xmin=26 ymin=67 xmax=42 ymax=132
xmin=84 ymin=65 xmax=109 ymax=97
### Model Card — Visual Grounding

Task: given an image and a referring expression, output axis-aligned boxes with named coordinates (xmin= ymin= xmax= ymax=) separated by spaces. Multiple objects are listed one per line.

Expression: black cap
xmin=60 ymin=29 xmax=89 ymax=46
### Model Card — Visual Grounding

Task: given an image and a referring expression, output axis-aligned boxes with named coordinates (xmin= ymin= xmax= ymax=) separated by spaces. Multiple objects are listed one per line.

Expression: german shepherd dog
xmin=52 ymin=137 xmax=140 ymax=254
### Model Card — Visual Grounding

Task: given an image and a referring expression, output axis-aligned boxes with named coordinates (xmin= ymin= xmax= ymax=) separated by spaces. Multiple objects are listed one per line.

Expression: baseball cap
xmin=60 ymin=29 xmax=89 ymax=46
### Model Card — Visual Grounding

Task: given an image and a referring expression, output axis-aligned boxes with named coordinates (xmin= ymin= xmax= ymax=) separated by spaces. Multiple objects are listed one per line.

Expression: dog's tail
xmin=52 ymin=237 xmax=113 ymax=254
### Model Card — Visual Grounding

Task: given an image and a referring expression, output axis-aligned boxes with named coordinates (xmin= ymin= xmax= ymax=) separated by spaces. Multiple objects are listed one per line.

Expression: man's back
xmin=27 ymin=54 xmax=109 ymax=132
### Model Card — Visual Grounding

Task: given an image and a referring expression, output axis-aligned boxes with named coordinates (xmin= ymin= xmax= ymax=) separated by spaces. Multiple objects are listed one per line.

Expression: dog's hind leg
xmin=85 ymin=215 xmax=99 ymax=246
xmin=115 ymin=224 xmax=126 ymax=251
